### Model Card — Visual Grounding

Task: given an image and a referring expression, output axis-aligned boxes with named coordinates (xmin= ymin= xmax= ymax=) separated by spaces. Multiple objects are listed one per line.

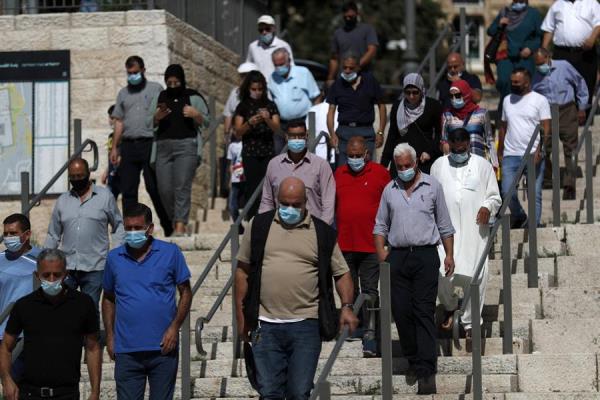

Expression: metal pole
xmin=74 ymin=119 xmax=82 ymax=155
xmin=402 ymin=0 xmax=419 ymax=73
xmin=147 ymin=0 xmax=155 ymax=9
xmin=470 ymin=283 xmax=483 ymax=400
xmin=308 ymin=111 xmax=316 ymax=151
xmin=209 ymin=97 xmax=217 ymax=210
xmin=501 ymin=214 xmax=513 ymax=354
xmin=379 ymin=262 xmax=393 ymax=399
xmin=20 ymin=172 xmax=30 ymax=218
xmin=527 ymin=155 xmax=539 ymax=288
xmin=585 ymin=125 xmax=594 ymax=223
xmin=181 ymin=315 xmax=191 ymax=400
xmin=459 ymin=7 xmax=467 ymax=60
xmin=551 ymin=104 xmax=560 ymax=227
xmin=428 ymin=51 xmax=436 ymax=93
xmin=315 ymin=381 xmax=331 ymax=400
xmin=230 ymin=223 xmax=240 ymax=360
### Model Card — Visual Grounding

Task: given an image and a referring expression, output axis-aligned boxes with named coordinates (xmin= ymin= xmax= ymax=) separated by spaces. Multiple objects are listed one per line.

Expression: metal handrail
xmin=574 ymin=86 xmax=600 ymax=157
xmin=309 ymin=293 xmax=373 ymax=400
xmin=0 ymin=303 xmax=14 ymax=326
xmin=415 ymin=24 xmax=452 ymax=75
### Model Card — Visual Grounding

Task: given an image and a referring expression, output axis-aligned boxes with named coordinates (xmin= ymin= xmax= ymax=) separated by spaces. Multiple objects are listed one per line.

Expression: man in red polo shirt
xmin=335 ymin=136 xmax=390 ymax=357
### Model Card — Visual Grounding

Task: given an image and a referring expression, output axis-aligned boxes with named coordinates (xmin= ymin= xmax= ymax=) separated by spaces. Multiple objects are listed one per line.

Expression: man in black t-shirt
xmin=437 ymin=52 xmax=483 ymax=109
xmin=0 ymin=249 xmax=100 ymax=400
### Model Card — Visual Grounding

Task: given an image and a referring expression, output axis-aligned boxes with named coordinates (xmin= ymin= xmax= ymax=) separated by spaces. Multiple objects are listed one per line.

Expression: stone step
xmin=191 ymin=396 xmax=600 ymax=400
xmin=541 ymin=287 xmax=600 ymax=319
xmin=532 ymin=318 xmax=600 ymax=354
xmin=555 ymin=255 xmax=600 ymax=287
xmin=565 ymin=224 xmax=600 ymax=256
xmin=517 ymin=353 xmax=598 ymax=392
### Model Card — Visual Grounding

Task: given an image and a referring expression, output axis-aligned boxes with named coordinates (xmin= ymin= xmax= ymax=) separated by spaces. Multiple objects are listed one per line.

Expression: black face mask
xmin=70 ymin=176 xmax=90 ymax=192
xmin=511 ymin=85 xmax=524 ymax=95
xmin=344 ymin=16 xmax=357 ymax=30
xmin=166 ymin=86 xmax=184 ymax=98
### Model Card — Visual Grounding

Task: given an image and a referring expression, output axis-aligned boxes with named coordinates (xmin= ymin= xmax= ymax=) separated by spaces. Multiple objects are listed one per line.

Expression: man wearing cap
xmin=246 ymin=15 xmax=294 ymax=80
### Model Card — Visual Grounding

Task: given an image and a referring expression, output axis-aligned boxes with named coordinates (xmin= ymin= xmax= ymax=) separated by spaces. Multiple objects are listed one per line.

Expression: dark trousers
xmin=119 ymin=140 xmax=172 ymax=236
xmin=252 ymin=320 xmax=322 ymax=400
xmin=554 ymin=46 xmax=598 ymax=113
xmin=388 ymin=247 xmax=439 ymax=377
xmin=543 ymin=102 xmax=579 ymax=189
xmin=114 ymin=350 xmax=178 ymax=400
xmin=343 ymin=252 xmax=379 ymax=330
xmin=243 ymin=155 xmax=272 ymax=221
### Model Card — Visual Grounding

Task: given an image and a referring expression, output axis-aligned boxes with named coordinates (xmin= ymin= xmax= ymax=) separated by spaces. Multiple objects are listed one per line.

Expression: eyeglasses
xmin=449 ymin=93 xmax=463 ymax=99
xmin=404 ymin=89 xmax=421 ymax=96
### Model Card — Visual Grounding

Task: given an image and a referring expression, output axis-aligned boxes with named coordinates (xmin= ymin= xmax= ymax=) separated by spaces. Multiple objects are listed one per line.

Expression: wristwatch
xmin=376 ymin=131 xmax=384 ymax=136
xmin=341 ymin=303 xmax=354 ymax=310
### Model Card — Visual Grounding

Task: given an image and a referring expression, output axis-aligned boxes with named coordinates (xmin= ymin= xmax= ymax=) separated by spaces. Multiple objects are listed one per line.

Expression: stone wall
xmin=0 ymin=10 xmax=239 ymax=240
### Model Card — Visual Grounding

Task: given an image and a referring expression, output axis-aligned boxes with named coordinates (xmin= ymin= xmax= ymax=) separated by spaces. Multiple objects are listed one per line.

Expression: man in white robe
xmin=430 ymin=128 xmax=501 ymax=339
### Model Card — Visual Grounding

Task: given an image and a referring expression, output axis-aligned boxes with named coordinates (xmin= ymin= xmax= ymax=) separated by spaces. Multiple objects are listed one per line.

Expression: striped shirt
xmin=442 ymin=108 xmax=498 ymax=167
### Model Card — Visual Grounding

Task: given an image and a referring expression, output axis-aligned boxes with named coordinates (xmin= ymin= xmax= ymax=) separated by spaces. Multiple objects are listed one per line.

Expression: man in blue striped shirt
xmin=532 ymin=47 xmax=589 ymax=199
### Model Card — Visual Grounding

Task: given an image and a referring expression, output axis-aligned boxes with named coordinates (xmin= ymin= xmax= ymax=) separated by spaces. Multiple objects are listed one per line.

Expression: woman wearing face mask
xmin=381 ymin=73 xmax=443 ymax=175
xmin=441 ymin=80 xmax=498 ymax=168
xmin=487 ymin=0 xmax=543 ymax=101
xmin=151 ymin=64 xmax=210 ymax=236
xmin=234 ymin=71 xmax=281 ymax=221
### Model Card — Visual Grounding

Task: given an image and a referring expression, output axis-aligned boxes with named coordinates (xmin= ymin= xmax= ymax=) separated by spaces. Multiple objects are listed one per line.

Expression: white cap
xmin=237 ymin=62 xmax=258 ymax=74
xmin=257 ymin=15 xmax=276 ymax=26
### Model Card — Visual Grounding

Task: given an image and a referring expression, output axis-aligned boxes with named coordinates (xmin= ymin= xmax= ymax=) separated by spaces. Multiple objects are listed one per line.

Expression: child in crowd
xmin=227 ymin=134 xmax=245 ymax=233
xmin=101 ymin=105 xmax=121 ymax=199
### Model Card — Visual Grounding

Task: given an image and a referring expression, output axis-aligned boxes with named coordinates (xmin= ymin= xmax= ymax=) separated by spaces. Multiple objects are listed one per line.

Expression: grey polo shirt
xmin=331 ymin=23 xmax=379 ymax=68
xmin=373 ymin=173 xmax=455 ymax=247
xmin=45 ymin=184 xmax=125 ymax=272
xmin=112 ymin=80 xmax=163 ymax=139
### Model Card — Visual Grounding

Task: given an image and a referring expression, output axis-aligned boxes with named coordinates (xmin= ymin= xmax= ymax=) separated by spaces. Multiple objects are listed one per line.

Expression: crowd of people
xmin=0 ymin=0 xmax=599 ymax=399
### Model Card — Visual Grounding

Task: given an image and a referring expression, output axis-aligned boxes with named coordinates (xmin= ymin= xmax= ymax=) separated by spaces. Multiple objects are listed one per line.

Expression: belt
xmin=340 ymin=122 xmax=373 ymax=127
xmin=554 ymin=45 xmax=585 ymax=53
xmin=280 ymin=117 xmax=306 ymax=124
xmin=20 ymin=384 xmax=78 ymax=398
xmin=121 ymin=137 xmax=152 ymax=143
xmin=392 ymin=244 xmax=438 ymax=252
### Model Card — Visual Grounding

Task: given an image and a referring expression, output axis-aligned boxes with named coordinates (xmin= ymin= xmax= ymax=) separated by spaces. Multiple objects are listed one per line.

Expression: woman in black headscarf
xmin=151 ymin=64 xmax=210 ymax=236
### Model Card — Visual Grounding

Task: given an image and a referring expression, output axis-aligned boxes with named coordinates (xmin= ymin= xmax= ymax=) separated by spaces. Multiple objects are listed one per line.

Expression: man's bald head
xmin=347 ymin=136 xmax=369 ymax=161
xmin=447 ymin=52 xmax=465 ymax=76
xmin=278 ymin=177 xmax=307 ymax=210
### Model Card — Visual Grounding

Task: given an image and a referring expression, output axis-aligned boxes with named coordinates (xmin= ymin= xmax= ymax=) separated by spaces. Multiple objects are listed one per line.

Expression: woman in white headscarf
xmin=381 ymin=73 xmax=443 ymax=174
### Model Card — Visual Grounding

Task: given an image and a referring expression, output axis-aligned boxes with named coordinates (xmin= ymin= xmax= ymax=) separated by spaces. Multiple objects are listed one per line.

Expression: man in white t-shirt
xmin=498 ymin=68 xmax=551 ymax=228
xmin=306 ymin=101 xmax=338 ymax=165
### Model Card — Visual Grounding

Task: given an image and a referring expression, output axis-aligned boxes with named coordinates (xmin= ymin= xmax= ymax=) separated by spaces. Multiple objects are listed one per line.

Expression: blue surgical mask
xmin=348 ymin=157 xmax=366 ymax=172
xmin=288 ymin=139 xmax=306 ymax=153
xmin=397 ymin=168 xmax=416 ymax=182
xmin=279 ymin=205 xmax=303 ymax=225
xmin=537 ymin=63 xmax=551 ymax=75
xmin=275 ymin=65 xmax=289 ymax=77
xmin=260 ymin=32 xmax=274 ymax=45
xmin=341 ymin=72 xmax=358 ymax=82
xmin=449 ymin=151 xmax=470 ymax=164
xmin=4 ymin=236 xmax=23 ymax=253
xmin=451 ymin=98 xmax=465 ymax=109
xmin=125 ymin=230 xmax=148 ymax=249
xmin=511 ymin=2 xmax=527 ymax=11
xmin=127 ymin=72 xmax=143 ymax=85
xmin=41 ymin=279 xmax=63 ymax=296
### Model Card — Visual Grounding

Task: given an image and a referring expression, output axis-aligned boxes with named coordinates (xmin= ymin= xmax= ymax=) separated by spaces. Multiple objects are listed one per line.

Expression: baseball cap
xmin=237 ymin=62 xmax=259 ymax=74
xmin=257 ymin=15 xmax=276 ymax=26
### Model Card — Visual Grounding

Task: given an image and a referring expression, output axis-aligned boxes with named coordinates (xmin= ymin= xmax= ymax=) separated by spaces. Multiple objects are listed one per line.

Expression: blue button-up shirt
xmin=373 ymin=173 xmax=455 ymax=247
xmin=268 ymin=65 xmax=320 ymax=120
xmin=532 ymin=59 xmax=589 ymax=110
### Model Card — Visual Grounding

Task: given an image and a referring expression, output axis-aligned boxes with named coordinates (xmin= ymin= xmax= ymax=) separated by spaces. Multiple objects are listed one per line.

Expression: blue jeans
xmin=252 ymin=319 xmax=322 ymax=399
xmin=114 ymin=351 xmax=178 ymax=400
xmin=501 ymin=155 xmax=545 ymax=226
xmin=64 ymin=270 xmax=104 ymax=320
xmin=228 ymin=182 xmax=244 ymax=222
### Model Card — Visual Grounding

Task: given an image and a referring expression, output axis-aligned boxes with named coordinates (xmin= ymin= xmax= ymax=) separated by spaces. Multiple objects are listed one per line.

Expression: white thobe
xmin=430 ymin=154 xmax=501 ymax=329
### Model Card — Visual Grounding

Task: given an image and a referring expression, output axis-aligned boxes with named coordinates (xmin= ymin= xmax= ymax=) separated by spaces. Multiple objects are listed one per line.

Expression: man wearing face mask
xmin=532 ymin=47 xmax=589 ymax=200
xmin=236 ymin=177 xmax=358 ymax=398
xmin=437 ymin=53 xmax=483 ymax=109
xmin=0 ymin=249 xmax=101 ymax=400
xmin=430 ymin=128 xmax=501 ymax=344
xmin=259 ymin=120 xmax=336 ymax=225
xmin=246 ymin=15 xmax=294 ymax=81
xmin=334 ymin=136 xmax=390 ymax=357
xmin=102 ymin=203 xmax=192 ymax=400
xmin=110 ymin=55 xmax=173 ymax=237
xmin=327 ymin=1 xmax=378 ymax=87
xmin=0 ymin=214 xmax=39 ymax=382
xmin=374 ymin=143 xmax=455 ymax=394
xmin=45 ymin=158 xmax=125 ymax=321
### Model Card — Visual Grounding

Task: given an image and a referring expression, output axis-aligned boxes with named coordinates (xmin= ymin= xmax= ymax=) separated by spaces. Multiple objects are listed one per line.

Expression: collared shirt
xmin=541 ymin=0 xmax=600 ymax=47
xmin=373 ymin=173 xmax=455 ymax=247
xmin=246 ymin=36 xmax=294 ymax=81
xmin=103 ymin=238 xmax=191 ymax=353
xmin=268 ymin=65 xmax=320 ymax=120
xmin=45 ymin=184 xmax=125 ymax=272
xmin=326 ymin=71 xmax=384 ymax=125
xmin=258 ymin=151 xmax=336 ymax=225
xmin=532 ymin=59 xmax=589 ymax=109
xmin=335 ymin=162 xmax=390 ymax=253
xmin=237 ymin=212 xmax=349 ymax=321
xmin=0 ymin=247 xmax=40 ymax=339
xmin=223 ymin=87 xmax=240 ymax=118
xmin=112 ymin=80 xmax=163 ymax=139
xmin=5 ymin=288 xmax=98 ymax=387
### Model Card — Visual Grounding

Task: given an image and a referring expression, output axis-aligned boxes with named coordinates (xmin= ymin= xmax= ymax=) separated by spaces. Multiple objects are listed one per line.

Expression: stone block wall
xmin=0 ymin=10 xmax=239 ymax=240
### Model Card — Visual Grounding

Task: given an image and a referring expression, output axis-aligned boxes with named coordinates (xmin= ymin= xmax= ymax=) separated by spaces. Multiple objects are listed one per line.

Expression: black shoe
xmin=405 ymin=368 xmax=418 ymax=386
xmin=542 ymin=180 xmax=553 ymax=189
xmin=562 ymin=186 xmax=576 ymax=200
xmin=417 ymin=374 xmax=437 ymax=395
xmin=510 ymin=215 xmax=527 ymax=229
xmin=163 ymin=225 xmax=174 ymax=237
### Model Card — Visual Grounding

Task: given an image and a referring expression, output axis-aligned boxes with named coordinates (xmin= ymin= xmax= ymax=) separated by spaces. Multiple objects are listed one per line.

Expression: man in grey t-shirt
xmin=110 ymin=55 xmax=173 ymax=237
xmin=326 ymin=1 xmax=379 ymax=86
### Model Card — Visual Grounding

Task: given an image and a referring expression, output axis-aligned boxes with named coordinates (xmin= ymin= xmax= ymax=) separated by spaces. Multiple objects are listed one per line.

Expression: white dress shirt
xmin=541 ymin=0 xmax=600 ymax=47
xmin=245 ymin=36 xmax=294 ymax=80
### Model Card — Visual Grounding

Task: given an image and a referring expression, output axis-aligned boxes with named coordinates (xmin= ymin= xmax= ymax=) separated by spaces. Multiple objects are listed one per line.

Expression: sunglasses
xmin=449 ymin=93 xmax=463 ymax=99
xmin=258 ymin=27 xmax=272 ymax=33
xmin=404 ymin=89 xmax=421 ymax=96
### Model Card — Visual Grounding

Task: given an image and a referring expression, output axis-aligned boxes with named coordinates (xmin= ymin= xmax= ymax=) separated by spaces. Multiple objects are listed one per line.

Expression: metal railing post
xmin=379 ymin=262 xmax=393 ymax=399
xmin=308 ymin=111 xmax=316 ymax=150
xmin=470 ymin=283 xmax=483 ymax=400
xmin=551 ymin=104 xmax=561 ymax=226
xmin=74 ymin=119 xmax=82 ymax=154
xmin=315 ymin=381 xmax=331 ymax=400
xmin=230 ymin=223 xmax=240 ymax=360
xmin=527 ymin=155 xmax=539 ymax=288
xmin=428 ymin=51 xmax=436 ymax=93
xmin=209 ymin=97 xmax=217 ymax=210
xmin=181 ymin=314 xmax=191 ymax=400
xmin=147 ymin=0 xmax=155 ymax=9
xmin=585 ymin=122 xmax=594 ymax=223
xmin=20 ymin=172 xmax=30 ymax=218
xmin=459 ymin=7 xmax=467 ymax=60
xmin=501 ymin=214 xmax=513 ymax=354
